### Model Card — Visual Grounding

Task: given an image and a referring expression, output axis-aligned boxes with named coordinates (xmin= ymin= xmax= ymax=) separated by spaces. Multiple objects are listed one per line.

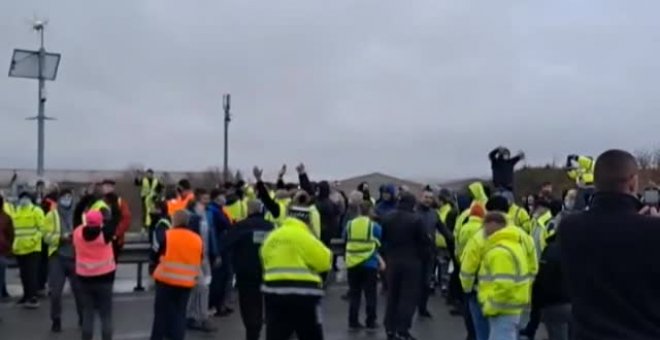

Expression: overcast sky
xmin=1 ymin=1 xmax=659 ymax=181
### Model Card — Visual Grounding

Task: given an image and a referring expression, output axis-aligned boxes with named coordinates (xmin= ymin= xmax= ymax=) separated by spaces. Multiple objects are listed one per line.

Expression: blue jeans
xmin=467 ymin=293 xmax=490 ymax=340
xmin=488 ymin=314 xmax=520 ymax=340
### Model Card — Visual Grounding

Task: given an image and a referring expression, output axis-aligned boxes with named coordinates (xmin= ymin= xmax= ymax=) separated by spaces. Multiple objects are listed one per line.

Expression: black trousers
xmin=347 ymin=266 xmax=378 ymax=326
xmin=384 ymin=260 xmax=422 ymax=334
xmin=38 ymin=243 xmax=49 ymax=291
xmin=265 ymin=293 xmax=323 ymax=340
xmin=522 ymin=300 xmax=542 ymax=338
xmin=418 ymin=258 xmax=434 ymax=313
xmin=16 ymin=252 xmax=40 ymax=300
xmin=209 ymin=253 xmax=232 ymax=311
xmin=238 ymin=284 xmax=263 ymax=340
xmin=151 ymin=283 xmax=191 ymax=340
xmin=80 ymin=280 xmax=113 ymax=340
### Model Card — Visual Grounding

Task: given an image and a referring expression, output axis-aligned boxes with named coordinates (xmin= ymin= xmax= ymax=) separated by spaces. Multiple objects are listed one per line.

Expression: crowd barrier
xmin=8 ymin=233 xmax=347 ymax=292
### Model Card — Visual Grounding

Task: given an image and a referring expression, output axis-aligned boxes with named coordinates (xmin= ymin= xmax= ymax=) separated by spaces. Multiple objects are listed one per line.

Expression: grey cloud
xmin=1 ymin=0 xmax=660 ymax=182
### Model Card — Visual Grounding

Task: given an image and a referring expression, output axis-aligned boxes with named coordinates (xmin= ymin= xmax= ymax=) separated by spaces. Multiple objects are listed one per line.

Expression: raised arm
xmin=253 ymin=166 xmax=281 ymax=218
xmin=296 ymin=163 xmax=314 ymax=196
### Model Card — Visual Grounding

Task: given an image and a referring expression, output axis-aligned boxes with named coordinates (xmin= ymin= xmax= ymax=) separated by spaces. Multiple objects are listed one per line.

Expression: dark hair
xmin=541 ymin=182 xmax=552 ymax=188
xmin=210 ymin=188 xmax=223 ymax=200
xmin=486 ymin=195 xmax=510 ymax=213
xmin=60 ymin=188 xmax=73 ymax=197
xmin=194 ymin=188 xmax=208 ymax=198
xmin=178 ymin=179 xmax=192 ymax=191
xmin=484 ymin=212 xmax=507 ymax=226
xmin=594 ymin=150 xmax=638 ymax=193
xmin=153 ymin=199 xmax=168 ymax=215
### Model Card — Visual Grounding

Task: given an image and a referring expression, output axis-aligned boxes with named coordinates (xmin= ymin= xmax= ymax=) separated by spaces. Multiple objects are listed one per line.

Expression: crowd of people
xmin=1 ymin=147 xmax=660 ymax=340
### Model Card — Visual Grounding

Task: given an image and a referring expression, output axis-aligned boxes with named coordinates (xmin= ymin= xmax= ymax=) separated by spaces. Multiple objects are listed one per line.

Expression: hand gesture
xmin=235 ymin=170 xmax=243 ymax=182
xmin=639 ymin=205 xmax=660 ymax=217
xmin=278 ymin=164 xmax=287 ymax=178
xmin=253 ymin=166 xmax=263 ymax=181
xmin=517 ymin=150 xmax=526 ymax=159
xmin=295 ymin=163 xmax=306 ymax=175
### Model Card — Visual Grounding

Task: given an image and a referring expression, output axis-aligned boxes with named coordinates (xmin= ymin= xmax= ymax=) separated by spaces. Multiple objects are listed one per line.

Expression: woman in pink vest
xmin=73 ymin=210 xmax=117 ymax=340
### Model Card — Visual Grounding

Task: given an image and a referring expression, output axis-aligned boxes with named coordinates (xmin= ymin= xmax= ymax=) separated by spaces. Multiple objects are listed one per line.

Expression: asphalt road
xmin=0 ymin=283 xmax=467 ymax=340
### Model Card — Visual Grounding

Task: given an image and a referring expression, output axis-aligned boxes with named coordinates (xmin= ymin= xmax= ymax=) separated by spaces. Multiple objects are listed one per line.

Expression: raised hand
xmin=253 ymin=166 xmax=264 ymax=181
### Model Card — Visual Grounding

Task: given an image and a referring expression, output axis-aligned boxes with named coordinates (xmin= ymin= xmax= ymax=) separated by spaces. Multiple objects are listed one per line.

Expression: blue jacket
xmin=188 ymin=208 xmax=220 ymax=260
xmin=375 ymin=184 xmax=397 ymax=218
xmin=207 ymin=202 xmax=232 ymax=253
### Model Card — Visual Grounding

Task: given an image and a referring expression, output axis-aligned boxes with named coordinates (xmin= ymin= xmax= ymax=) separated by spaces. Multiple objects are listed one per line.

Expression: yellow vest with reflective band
xmin=140 ymin=178 xmax=159 ymax=197
xmin=226 ymin=199 xmax=248 ymax=222
xmin=12 ymin=204 xmax=45 ymax=255
xmin=531 ymin=210 xmax=553 ymax=259
xmin=460 ymin=218 xmax=538 ymax=294
xmin=43 ymin=208 xmax=62 ymax=256
xmin=345 ymin=216 xmax=380 ymax=268
xmin=261 ymin=217 xmax=333 ymax=295
xmin=434 ymin=204 xmax=452 ymax=248
xmin=477 ymin=226 xmax=532 ymax=317
xmin=508 ymin=204 xmax=532 ymax=234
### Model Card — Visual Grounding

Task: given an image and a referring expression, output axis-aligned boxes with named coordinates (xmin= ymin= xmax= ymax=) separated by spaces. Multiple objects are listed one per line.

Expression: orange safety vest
xmin=167 ymin=193 xmax=194 ymax=217
xmin=152 ymin=228 xmax=203 ymax=288
xmin=73 ymin=226 xmax=116 ymax=277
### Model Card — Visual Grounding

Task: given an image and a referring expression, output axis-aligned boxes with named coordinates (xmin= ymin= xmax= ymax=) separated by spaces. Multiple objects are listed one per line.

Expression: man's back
xmin=560 ymin=193 xmax=660 ymax=340
xmin=381 ymin=208 xmax=428 ymax=262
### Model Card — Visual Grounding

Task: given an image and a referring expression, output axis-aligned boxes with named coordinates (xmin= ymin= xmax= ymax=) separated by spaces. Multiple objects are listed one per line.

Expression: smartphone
xmin=643 ymin=189 xmax=659 ymax=206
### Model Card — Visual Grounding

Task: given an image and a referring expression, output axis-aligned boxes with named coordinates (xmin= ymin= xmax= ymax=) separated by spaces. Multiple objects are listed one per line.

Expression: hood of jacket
xmin=468 ymin=182 xmax=488 ymax=203
xmin=485 ymin=225 xmax=523 ymax=247
xmin=379 ymin=184 xmax=397 ymax=202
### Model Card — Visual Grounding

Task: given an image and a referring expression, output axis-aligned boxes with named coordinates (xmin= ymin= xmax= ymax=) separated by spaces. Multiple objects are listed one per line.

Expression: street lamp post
xmin=8 ymin=20 xmax=61 ymax=177
xmin=222 ymin=94 xmax=231 ymax=183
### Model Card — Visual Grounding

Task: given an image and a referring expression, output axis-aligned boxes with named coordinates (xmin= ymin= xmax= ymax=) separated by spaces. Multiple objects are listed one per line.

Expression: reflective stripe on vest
xmin=152 ymin=228 xmax=203 ymax=288
xmin=345 ymin=218 xmax=377 ymax=268
xmin=77 ymin=258 xmax=115 ymax=270
xmin=264 ymin=267 xmax=316 ymax=275
xmin=156 ymin=261 xmax=200 ymax=282
xmin=478 ymin=245 xmax=527 ymax=283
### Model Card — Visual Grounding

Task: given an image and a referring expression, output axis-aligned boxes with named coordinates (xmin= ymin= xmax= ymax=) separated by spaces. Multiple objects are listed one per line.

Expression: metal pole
xmin=223 ymin=94 xmax=231 ymax=183
xmin=36 ymin=27 xmax=46 ymax=177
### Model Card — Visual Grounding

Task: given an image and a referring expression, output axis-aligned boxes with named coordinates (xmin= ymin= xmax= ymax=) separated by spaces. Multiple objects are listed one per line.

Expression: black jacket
xmin=381 ymin=195 xmax=431 ymax=263
xmin=560 ymin=192 xmax=660 ymax=340
xmin=489 ymin=148 xmax=522 ymax=190
xmin=316 ymin=181 xmax=340 ymax=244
xmin=222 ymin=214 xmax=274 ymax=287
xmin=532 ymin=234 xmax=569 ymax=309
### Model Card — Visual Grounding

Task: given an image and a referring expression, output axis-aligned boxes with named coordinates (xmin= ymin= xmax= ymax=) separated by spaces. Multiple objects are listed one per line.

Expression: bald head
xmin=594 ymin=149 xmax=639 ymax=194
